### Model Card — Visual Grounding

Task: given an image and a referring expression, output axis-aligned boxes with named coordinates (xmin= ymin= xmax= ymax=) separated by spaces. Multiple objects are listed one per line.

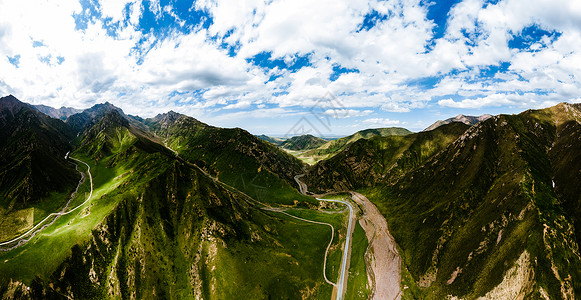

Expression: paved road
xmin=264 ymin=207 xmax=338 ymax=286
xmin=167 ymin=145 xmax=354 ymax=298
xmin=317 ymin=197 xmax=354 ymax=300
xmin=295 ymin=175 xmax=355 ymax=300
xmin=0 ymin=156 xmax=93 ymax=249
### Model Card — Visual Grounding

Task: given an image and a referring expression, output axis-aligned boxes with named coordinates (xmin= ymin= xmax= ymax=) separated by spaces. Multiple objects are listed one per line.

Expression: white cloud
xmin=1 ymin=0 xmax=581 ymax=132
xmin=323 ymin=109 xmax=373 ymax=118
xmin=363 ymin=117 xmax=401 ymax=126
xmin=100 ymin=0 xmax=136 ymax=23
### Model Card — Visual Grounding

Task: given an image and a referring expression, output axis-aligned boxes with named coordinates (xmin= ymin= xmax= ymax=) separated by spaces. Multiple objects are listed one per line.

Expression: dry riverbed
xmin=351 ymin=191 xmax=401 ymax=300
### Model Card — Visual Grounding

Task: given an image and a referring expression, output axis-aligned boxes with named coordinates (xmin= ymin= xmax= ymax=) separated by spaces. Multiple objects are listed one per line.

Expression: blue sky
xmin=1 ymin=0 xmax=581 ymax=135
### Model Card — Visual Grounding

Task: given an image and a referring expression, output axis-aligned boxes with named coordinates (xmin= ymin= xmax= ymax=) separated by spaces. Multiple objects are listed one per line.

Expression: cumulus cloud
xmin=363 ymin=118 xmax=401 ymax=126
xmin=0 ymin=0 xmax=580 ymax=133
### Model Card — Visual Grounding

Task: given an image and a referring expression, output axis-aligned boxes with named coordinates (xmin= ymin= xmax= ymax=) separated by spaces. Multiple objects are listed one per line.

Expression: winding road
xmin=165 ymin=144 xmax=357 ymax=299
xmin=0 ymin=156 xmax=93 ymax=249
xmin=295 ymin=175 xmax=355 ymax=300
xmin=317 ymin=197 xmax=354 ymax=300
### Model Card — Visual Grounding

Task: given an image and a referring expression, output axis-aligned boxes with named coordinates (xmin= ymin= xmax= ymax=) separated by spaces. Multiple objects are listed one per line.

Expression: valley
xmin=0 ymin=95 xmax=580 ymax=299
xmin=0 ymin=96 xmax=371 ymax=299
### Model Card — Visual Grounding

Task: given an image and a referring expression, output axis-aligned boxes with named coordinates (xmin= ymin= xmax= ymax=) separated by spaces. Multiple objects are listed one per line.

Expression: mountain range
xmin=0 ymin=94 xmax=580 ymax=299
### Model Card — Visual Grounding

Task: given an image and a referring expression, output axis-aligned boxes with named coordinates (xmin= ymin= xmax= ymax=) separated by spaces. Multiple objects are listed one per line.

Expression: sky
xmin=1 ymin=0 xmax=581 ymax=136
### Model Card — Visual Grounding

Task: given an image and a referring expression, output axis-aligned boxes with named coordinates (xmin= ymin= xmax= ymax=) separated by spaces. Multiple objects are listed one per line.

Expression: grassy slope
xmin=304 ymin=122 xmax=469 ymax=193
xmin=147 ymin=114 xmax=314 ymax=206
xmin=359 ymin=107 xmax=581 ymax=298
xmin=302 ymin=127 xmax=412 ymax=161
xmin=345 ymin=222 xmax=370 ymax=299
xmin=281 ymin=134 xmax=327 ymax=150
xmin=1 ymin=112 xmax=366 ymax=299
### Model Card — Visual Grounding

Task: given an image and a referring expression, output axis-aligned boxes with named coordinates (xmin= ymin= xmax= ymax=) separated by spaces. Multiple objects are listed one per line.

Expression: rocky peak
xmin=66 ymin=102 xmax=127 ymax=134
xmin=424 ymin=113 xmax=492 ymax=132
xmin=100 ymin=110 xmax=130 ymax=128
xmin=0 ymin=95 xmax=28 ymax=115
xmin=33 ymin=104 xmax=82 ymax=120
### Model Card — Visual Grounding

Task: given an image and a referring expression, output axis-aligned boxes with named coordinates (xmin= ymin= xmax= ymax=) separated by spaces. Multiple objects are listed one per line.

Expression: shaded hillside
xmin=0 ymin=95 xmax=78 ymax=208
xmin=303 ymin=122 xmax=469 ymax=192
xmin=146 ymin=112 xmax=311 ymax=205
xmin=66 ymin=102 xmax=125 ymax=134
xmin=280 ymin=134 xmax=327 ymax=150
xmin=302 ymin=127 xmax=412 ymax=160
xmin=320 ymin=103 xmax=581 ymax=299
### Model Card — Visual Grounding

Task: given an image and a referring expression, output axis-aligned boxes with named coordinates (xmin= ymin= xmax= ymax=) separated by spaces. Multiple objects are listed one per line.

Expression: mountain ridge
xmin=280 ymin=134 xmax=327 ymax=150
xmin=424 ymin=113 xmax=492 ymax=132
xmin=2 ymin=95 xmax=581 ymax=299
xmin=33 ymin=104 xmax=82 ymax=120
xmin=305 ymin=103 xmax=581 ymax=298
xmin=0 ymin=95 xmax=78 ymax=207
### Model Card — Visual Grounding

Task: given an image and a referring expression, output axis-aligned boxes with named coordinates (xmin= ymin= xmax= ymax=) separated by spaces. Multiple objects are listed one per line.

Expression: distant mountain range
xmin=1 ymin=94 xmax=580 ymax=299
xmin=424 ymin=113 xmax=491 ymax=131
xmin=256 ymin=134 xmax=286 ymax=145
xmin=33 ymin=104 xmax=82 ymax=120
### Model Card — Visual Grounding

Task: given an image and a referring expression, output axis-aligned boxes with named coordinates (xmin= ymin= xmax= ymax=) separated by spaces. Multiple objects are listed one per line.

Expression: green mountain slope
xmin=0 ymin=95 xmax=78 ymax=208
xmin=309 ymin=103 xmax=581 ymax=299
xmin=0 ymin=109 xmax=343 ymax=299
xmin=303 ymin=122 xmax=469 ymax=193
xmin=145 ymin=112 xmax=312 ymax=205
xmin=280 ymin=134 xmax=327 ymax=150
xmin=302 ymin=127 xmax=412 ymax=162
xmin=256 ymin=134 xmax=286 ymax=145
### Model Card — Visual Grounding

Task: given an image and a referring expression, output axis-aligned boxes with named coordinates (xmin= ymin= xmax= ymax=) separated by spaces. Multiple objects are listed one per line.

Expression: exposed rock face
xmin=33 ymin=104 xmax=82 ymax=120
xmin=424 ymin=114 xmax=492 ymax=132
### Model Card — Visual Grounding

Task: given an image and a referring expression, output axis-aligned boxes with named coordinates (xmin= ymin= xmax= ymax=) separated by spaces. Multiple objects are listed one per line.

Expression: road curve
xmin=268 ymin=208 xmax=338 ymax=286
xmin=295 ymin=175 xmax=355 ymax=300
xmin=0 ymin=157 xmax=93 ymax=249
xmin=317 ymin=197 xmax=354 ymax=300
xmin=166 ymin=145 xmax=343 ymax=290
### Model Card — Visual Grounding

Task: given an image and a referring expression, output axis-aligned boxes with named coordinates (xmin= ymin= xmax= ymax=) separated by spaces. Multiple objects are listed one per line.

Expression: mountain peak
xmin=66 ymin=102 xmax=126 ymax=134
xmin=101 ymin=109 xmax=129 ymax=127
xmin=87 ymin=102 xmax=123 ymax=114
xmin=0 ymin=95 xmax=26 ymax=110
xmin=424 ymin=114 xmax=492 ymax=132
xmin=33 ymin=104 xmax=82 ymax=120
